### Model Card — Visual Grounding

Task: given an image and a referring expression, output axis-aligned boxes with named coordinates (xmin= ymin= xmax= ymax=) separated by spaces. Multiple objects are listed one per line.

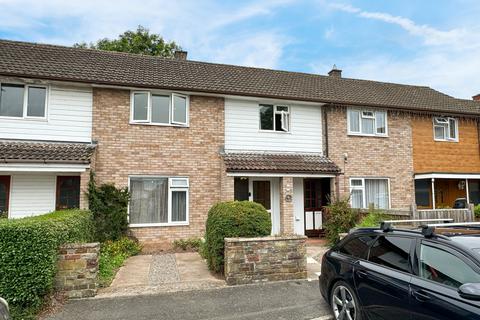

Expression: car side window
xmin=419 ymin=243 xmax=480 ymax=288
xmin=339 ymin=235 xmax=377 ymax=260
xmin=368 ymin=236 xmax=413 ymax=273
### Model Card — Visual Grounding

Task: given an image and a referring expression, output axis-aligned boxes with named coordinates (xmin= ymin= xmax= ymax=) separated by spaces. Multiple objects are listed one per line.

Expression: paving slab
xmin=109 ymin=255 xmax=152 ymax=288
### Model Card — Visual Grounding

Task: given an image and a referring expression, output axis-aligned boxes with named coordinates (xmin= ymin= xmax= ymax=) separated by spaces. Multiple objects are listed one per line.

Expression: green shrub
xmin=324 ymin=198 xmax=359 ymax=246
xmin=87 ymin=172 xmax=130 ymax=242
xmin=204 ymin=201 xmax=271 ymax=273
xmin=0 ymin=210 xmax=93 ymax=317
xmin=173 ymin=238 xmax=203 ymax=251
xmin=98 ymin=237 xmax=141 ymax=287
xmin=474 ymin=204 xmax=480 ymax=218
xmin=357 ymin=209 xmax=390 ymax=228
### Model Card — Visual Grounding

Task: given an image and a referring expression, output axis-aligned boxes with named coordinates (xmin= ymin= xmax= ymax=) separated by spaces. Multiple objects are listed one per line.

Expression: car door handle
xmin=412 ymin=290 xmax=431 ymax=302
xmin=356 ymin=270 xmax=368 ymax=278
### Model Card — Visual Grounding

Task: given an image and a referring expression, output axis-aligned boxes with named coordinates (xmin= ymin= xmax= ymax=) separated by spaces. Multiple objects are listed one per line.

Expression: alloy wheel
xmin=331 ymin=284 xmax=356 ymax=320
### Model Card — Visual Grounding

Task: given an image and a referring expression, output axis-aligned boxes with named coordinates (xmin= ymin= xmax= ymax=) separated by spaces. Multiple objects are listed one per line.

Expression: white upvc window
xmin=128 ymin=176 xmax=189 ymax=226
xmin=433 ymin=117 xmax=458 ymax=142
xmin=0 ymin=83 xmax=48 ymax=119
xmin=259 ymin=104 xmax=290 ymax=132
xmin=347 ymin=109 xmax=387 ymax=136
xmin=349 ymin=178 xmax=390 ymax=209
xmin=131 ymin=91 xmax=189 ymax=126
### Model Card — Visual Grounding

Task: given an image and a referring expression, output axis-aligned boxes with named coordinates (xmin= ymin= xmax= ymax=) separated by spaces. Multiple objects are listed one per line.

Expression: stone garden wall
xmin=55 ymin=242 xmax=100 ymax=298
xmin=224 ymin=236 xmax=307 ymax=285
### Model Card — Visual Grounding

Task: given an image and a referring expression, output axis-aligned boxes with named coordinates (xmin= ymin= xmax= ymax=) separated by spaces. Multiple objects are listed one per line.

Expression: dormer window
xmin=0 ymin=83 xmax=47 ymax=119
xmin=131 ymin=91 xmax=188 ymax=126
xmin=347 ymin=108 xmax=387 ymax=136
xmin=259 ymin=104 xmax=290 ymax=132
xmin=433 ymin=117 xmax=458 ymax=142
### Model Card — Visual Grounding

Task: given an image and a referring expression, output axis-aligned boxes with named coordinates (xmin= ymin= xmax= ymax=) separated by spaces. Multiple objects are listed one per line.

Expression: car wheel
xmin=330 ymin=281 xmax=360 ymax=320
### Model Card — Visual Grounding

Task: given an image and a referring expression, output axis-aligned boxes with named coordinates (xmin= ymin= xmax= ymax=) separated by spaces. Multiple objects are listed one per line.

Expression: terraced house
xmin=0 ymin=39 xmax=479 ymax=245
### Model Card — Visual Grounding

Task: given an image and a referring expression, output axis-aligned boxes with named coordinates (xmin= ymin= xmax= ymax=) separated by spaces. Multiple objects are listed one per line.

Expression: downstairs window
xmin=129 ymin=177 xmax=189 ymax=225
xmin=350 ymin=178 xmax=390 ymax=209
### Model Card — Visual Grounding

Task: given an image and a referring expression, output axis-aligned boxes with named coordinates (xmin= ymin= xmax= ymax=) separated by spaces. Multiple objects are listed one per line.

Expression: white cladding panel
xmin=9 ymin=174 xmax=56 ymax=218
xmin=0 ymin=85 xmax=92 ymax=142
xmin=225 ymin=99 xmax=323 ymax=153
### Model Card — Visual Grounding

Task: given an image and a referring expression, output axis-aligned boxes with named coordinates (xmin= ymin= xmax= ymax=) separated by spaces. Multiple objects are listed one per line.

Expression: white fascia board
xmin=0 ymin=163 xmax=89 ymax=172
xmin=415 ymin=173 xmax=480 ymax=180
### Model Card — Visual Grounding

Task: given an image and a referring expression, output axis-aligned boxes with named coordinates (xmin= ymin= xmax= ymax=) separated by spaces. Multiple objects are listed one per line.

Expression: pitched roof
xmin=222 ymin=152 xmax=341 ymax=174
xmin=0 ymin=140 xmax=96 ymax=164
xmin=0 ymin=39 xmax=479 ymax=115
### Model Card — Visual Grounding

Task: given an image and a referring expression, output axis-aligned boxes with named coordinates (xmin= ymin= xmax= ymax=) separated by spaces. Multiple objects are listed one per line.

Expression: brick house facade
xmin=92 ymin=88 xmax=225 ymax=243
xmin=327 ymin=107 xmax=415 ymax=210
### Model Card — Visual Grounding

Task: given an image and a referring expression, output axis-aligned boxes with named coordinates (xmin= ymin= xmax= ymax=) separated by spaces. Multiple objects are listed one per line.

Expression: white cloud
xmin=315 ymin=2 xmax=480 ymax=98
xmin=0 ymin=0 xmax=290 ymax=68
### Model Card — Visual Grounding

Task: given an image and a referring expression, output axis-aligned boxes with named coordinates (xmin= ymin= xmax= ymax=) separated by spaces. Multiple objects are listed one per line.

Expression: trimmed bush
xmin=357 ymin=209 xmax=390 ymax=228
xmin=474 ymin=204 xmax=480 ymax=218
xmin=323 ymin=198 xmax=359 ymax=246
xmin=204 ymin=201 xmax=271 ymax=273
xmin=0 ymin=210 xmax=93 ymax=318
xmin=87 ymin=172 xmax=130 ymax=242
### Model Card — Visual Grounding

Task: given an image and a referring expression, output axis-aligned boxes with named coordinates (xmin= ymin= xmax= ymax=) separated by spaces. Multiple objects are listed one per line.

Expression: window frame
xmin=259 ymin=104 xmax=291 ymax=133
xmin=0 ymin=82 xmax=48 ymax=120
xmin=349 ymin=177 xmax=391 ymax=209
xmin=130 ymin=91 xmax=189 ymax=127
xmin=347 ymin=108 xmax=388 ymax=137
xmin=55 ymin=175 xmax=80 ymax=211
xmin=433 ymin=117 xmax=458 ymax=142
xmin=128 ymin=176 xmax=189 ymax=227
xmin=413 ymin=239 xmax=480 ymax=289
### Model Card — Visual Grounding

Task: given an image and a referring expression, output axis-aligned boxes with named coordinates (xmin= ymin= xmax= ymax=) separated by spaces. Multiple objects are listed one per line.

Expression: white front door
xmin=249 ymin=178 xmax=280 ymax=235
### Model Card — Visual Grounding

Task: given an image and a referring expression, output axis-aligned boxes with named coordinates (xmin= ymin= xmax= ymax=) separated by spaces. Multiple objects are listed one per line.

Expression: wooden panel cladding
xmin=412 ymin=116 xmax=480 ymax=173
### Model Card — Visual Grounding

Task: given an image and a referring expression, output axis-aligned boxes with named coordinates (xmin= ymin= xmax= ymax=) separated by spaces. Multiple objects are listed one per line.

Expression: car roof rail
xmin=383 ymin=218 xmax=454 ymax=224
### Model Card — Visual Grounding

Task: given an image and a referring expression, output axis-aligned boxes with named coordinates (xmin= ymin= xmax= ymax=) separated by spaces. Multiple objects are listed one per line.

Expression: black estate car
xmin=319 ymin=223 xmax=480 ymax=320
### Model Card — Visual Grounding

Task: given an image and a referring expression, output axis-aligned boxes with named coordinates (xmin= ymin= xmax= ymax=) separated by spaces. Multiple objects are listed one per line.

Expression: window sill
xmin=129 ymin=121 xmax=189 ymax=128
xmin=0 ymin=116 xmax=47 ymax=121
xmin=129 ymin=222 xmax=189 ymax=228
xmin=347 ymin=133 xmax=388 ymax=138
xmin=434 ymin=138 xmax=458 ymax=143
xmin=258 ymin=129 xmax=292 ymax=134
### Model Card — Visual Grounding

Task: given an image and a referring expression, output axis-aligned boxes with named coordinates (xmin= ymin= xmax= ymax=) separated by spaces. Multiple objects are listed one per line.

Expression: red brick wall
xmin=92 ymin=88 xmax=225 ymax=244
xmin=327 ymin=107 xmax=414 ymax=209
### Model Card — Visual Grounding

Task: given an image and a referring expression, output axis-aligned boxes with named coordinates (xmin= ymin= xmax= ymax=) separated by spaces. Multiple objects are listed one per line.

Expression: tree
xmin=74 ymin=25 xmax=181 ymax=57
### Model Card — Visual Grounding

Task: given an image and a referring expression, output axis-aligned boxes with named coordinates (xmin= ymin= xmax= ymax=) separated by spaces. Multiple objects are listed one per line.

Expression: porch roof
xmin=415 ymin=173 xmax=480 ymax=180
xmin=0 ymin=140 xmax=96 ymax=164
xmin=222 ymin=152 xmax=341 ymax=175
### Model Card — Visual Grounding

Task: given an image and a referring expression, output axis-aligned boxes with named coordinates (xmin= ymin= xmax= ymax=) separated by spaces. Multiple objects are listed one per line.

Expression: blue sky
xmin=0 ymin=0 xmax=479 ymax=99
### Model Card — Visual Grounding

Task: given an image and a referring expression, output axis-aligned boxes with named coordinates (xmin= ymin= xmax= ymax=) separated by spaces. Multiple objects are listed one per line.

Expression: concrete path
xmin=48 ymin=280 xmax=332 ymax=320
xmin=99 ymin=252 xmax=224 ymax=298
xmin=306 ymin=244 xmax=329 ymax=281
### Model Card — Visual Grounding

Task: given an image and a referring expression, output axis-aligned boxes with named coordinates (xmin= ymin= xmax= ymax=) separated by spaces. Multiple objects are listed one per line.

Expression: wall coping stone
xmin=60 ymin=242 xmax=100 ymax=249
xmin=225 ymin=235 xmax=307 ymax=243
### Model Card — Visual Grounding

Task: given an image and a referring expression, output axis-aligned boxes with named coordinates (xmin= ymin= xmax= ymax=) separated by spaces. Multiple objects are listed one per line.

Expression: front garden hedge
xmin=204 ymin=201 xmax=271 ymax=273
xmin=0 ymin=210 xmax=94 ymax=317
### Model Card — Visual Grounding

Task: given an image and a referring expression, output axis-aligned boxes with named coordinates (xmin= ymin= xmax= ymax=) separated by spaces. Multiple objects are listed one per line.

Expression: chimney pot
xmin=174 ymin=50 xmax=188 ymax=60
xmin=473 ymin=94 xmax=480 ymax=101
xmin=328 ymin=64 xmax=342 ymax=78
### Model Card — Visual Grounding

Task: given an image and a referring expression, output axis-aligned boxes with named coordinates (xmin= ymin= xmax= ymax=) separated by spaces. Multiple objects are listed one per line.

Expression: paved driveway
xmin=48 ymin=280 xmax=332 ymax=320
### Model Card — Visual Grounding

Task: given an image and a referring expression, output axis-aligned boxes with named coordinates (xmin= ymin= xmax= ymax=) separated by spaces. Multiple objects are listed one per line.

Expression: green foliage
xmin=87 ymin=172 xmax=130 ymax=242
xmin=0 ymin=210 xmax=93 ymax=317
xmin=474 ymin=204 xmax=480 ymax=218
xmin=204 ymin=201 xmax=271 ymax=273
xmin=357 ymin=209 xmax=390 ymax=228
xmin=172 ymin=238 xmax=203 ymax=251
xmin=74 ymin=25 xmax=181 ymax=57
xmin=324 ymin=198 xmax=359 ymax=246
xmin=98 ymin=237 xmax=141 ymax=287
xmin=0 ymin=211 xmax=7 ymax=219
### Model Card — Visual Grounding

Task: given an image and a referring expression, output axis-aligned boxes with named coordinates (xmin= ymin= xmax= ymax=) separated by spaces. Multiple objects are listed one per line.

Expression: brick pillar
xmin=79 ymin=169 xmax=90 ymax=210
xmin=220 ymin=161 xmax=234 ymax=201
xmin=280 ymin=177 xmax=294 ymax=234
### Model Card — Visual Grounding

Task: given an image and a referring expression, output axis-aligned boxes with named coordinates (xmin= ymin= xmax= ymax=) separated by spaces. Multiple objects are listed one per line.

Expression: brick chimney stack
xmin=473 ymin=94 xmax=480 ymax=101
xmin=328 ymin=64 xmax=342 ymax=78
xmin=174 ymin=50 xmax=188 ymax=60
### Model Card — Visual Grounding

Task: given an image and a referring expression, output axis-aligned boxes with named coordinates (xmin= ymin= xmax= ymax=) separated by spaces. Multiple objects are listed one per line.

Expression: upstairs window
xmin=131 ymin=91 xmax=188 ymax=126
xmin=259 ymin=104 xmax=290 ymax=132
xmin=0 ymin=83 xmax=47 ymax=118
xmin=348 ymin=109 xmax=387 ymax=136
xmin=434 ymin=117 xmax=457 ymax=142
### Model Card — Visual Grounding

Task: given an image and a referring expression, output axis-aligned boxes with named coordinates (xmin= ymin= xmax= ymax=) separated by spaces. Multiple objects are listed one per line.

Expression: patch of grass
xmin=172 ymin=237 xmax=203 ymax=251
xmin=98 ymin=237 xmax=142 ymax=287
